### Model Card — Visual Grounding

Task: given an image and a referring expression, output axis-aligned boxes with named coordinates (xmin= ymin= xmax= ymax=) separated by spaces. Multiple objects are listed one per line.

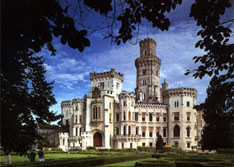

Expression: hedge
xmin=4 ymin=153 xmax=151 ymax=167
xmin=135 ymin=160 xmax=175 ymax=167
xmin=216 ymin=149 xmax=233 ymax=154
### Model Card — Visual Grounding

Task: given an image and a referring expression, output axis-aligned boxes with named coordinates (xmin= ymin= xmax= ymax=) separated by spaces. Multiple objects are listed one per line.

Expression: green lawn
xmin=0 ymin=153 xmax=96 ymax=163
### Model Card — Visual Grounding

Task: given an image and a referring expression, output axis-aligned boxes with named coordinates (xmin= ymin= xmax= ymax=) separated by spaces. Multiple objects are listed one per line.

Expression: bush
xmin=137 ymin=146 xmax=155 ymax=152
xmin=216 ymin=148 xmax=233 ymax=154
xmin=175 ymin=161 xmax=203 ymax=167
xmin=86 ymin=146 xmax=96 ymax=150
xmin=136 ymin=160 xmax=175 ymax=167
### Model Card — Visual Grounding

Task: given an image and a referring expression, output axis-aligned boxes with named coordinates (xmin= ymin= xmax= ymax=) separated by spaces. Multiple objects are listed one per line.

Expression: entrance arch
xmin=93 ymin=132 xmax=102 ymax=147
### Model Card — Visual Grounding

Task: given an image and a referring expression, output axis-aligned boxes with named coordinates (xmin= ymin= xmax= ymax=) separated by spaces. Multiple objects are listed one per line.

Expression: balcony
xmin=114 ymin=135 xmax=141 ymax=142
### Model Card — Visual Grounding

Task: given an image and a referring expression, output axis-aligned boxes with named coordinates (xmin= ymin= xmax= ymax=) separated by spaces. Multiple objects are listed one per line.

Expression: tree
xmin=186 ymin=0 xmax=233 ymax=150
xmin=196 ymin=77 xmax=233 ymax=150
xmin=156 ymin=135 xmax=164 ymax=151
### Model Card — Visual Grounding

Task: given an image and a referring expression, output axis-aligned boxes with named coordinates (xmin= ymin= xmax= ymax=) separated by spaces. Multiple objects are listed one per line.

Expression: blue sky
xmin=39 ymin=1 xmax=233 ymax=115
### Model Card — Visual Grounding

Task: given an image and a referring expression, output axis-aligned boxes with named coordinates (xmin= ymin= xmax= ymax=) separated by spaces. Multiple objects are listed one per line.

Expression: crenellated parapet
xmin=119 ymin=91 xmax=135 ymax=99
xmin=164 ymin=88 xmax=197 ymax=98
xmin=135 ymin=102 xmax=167 ymax=109
xmin=61 ymin=100 xmax=72 ymax=107
xmin=90 ymin=69 xmax=123 ymax=81
xmin=72 ymin=98 xmax=83 ymax=104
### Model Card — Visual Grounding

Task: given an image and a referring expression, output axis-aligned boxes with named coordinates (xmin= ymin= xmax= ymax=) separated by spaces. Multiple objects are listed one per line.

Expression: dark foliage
xmin=84 ymin=0 xmax=182 ymax=44
xmin=156 ymin=135 xmax=164 ymax=151
xmin=196 ymin=76 xmax=233 ymax=150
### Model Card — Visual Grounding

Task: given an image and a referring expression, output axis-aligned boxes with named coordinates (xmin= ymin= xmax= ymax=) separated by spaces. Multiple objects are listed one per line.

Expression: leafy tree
xmin=186 ymin=0 xmax=233 ymax=150
xmin=196 ymin=77 xmax=233 ymax=150
xmin=156 ymin=135 xmax=164 ymax=151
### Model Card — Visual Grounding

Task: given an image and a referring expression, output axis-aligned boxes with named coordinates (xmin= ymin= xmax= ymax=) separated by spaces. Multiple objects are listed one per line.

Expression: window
xmin=124 ymin=126 xmax=126 ymax=135
xmin=186 ymin=112 xmax=190 ymax=121
xmin=97 ymin=107 xmax=101 ymax=119
xmin=142 ymin=143 xmax=145 ymax=146
xmin=75 ymin=115 xmax=77 ymax=123
xmin=75 ymin=127 xmax=78 ymax=136
xmin=128 ymin=111 xmax=131 ymax=121
xmin=174 ymin=125 xmax=180 ymax=137
xmin=116 ymin=127 xmax=119 ymax=135
xmin=109 ymin=113 xmax=112 ymax=122
xmin=163 ymin=127 xmax=167 ymax=137
xmin=149 ymin=113 xmax=153 ymax=122
xmin=149 ymin=127 xmax=153 ymax=137
xmin=123 ymin=101 xmax=126 ymax=106
xmin=174 ymin=101 xmax=179 ymax=107
xmin=156 ymin=127 xmax=160 ymax=137
xmin=99 ymin=82 xmax=104 ymax=89
xmin=135 ymin=113 xmax=138 ymax=121
xmin=187 ymin=142 xmax=190 ymax=148
xmin=142 ymin=127 xmax=146 ymax=137
xmin=174 ymin=112 xmax=180 ymax=121
xmin=175 ymin=142 xmax=179 ymax=147
xmin=142 ymin=113 xmax=146 ymax=121
xmin=156 ymin=113 xmax=160 ymax=122
xmin=66 ymin=120 xmax=69 ymax=126
xmin=116 ymin=82 xmax=119 ymax=89
xmin=109 ymin=102 xmax=112 ymax=109
xmin=187 ymin=101 xmax=190 ymax=107
xmin=142 ymin=69 xmax=147 ymax=75
xmin=143 ymin=80 xmax=147 ymax=85
xmin=186 ymin=127 xmax=191 ymax=137
xmin=149 ymin=142 xmax=153 ymax=147
xmin=63 ymin=139 xmax=65 ymax=145
xmin=79 ymin=115 xmax=82 ymax=123
xmin=76 ymin=105 xmax=78 ymax=111
xmin=143 ymin=93 xmax=146 ymax=100
xmin=163 ymin=113 xmax=166 ymax=122
xmin=93 ymin=106 xmax=97 ymax=119
xmin=80 ymin=127 xmax=82 ymax=136
xmin=128 ymin=126 xmax=131 ymax=135
xmin=136 ymin=127 xmax=139 ymax=135
xmin=122 ymin=143 xmax=124 ymax=148
xmin=116 ymin=113 xmax=120 ymax=122
xmin=130 ymin=143 xmax=133 ymax=148
xmin=123 ymin=112 xmax=126 ymax=121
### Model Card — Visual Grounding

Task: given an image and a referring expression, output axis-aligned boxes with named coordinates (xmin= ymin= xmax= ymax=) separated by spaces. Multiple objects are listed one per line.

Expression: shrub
xmin=216 ymin=148 xmax=233 ymax=154
xmin=136 ymin=160 xmax=175 ymax=167
xmin=137 ymin=146 xmax=155 ymax=152
xmin=86 ymin=146 xmax=96 ymax=150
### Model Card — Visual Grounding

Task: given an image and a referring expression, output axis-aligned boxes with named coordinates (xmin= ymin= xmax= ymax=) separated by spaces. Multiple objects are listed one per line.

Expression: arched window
xmin=128 ymin=111 xmax=131 ymax=121
xmin=123 ymin=126 xmax=126 ymax=135
xmin=174 ymin=125 xmax=180 ymax=137
xmin=128 ymin=126 xmax=131 ymax=135
xmin=123 ymin=111 xmax=126 ymax=121
xmin=93 ymin=106 xmax=97 ymax=119
xmin=186 ymin=127 xmax=191 ymax=137
xmin=97 ymin=107 xmax=101 ymax=119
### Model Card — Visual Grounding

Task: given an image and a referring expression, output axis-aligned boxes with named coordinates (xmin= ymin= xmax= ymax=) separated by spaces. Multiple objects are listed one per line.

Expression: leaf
xmin=195 ymin=40 xmax=202 ymax=48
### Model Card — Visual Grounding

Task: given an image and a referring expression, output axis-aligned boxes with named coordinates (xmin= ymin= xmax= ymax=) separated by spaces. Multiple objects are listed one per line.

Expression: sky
xmin=39 ymin=1 xmax=233 ymax=115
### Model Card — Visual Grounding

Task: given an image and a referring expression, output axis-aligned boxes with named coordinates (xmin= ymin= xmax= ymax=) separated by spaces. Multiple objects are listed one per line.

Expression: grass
xmin=0 ymin=153 xmax=97 ymax=163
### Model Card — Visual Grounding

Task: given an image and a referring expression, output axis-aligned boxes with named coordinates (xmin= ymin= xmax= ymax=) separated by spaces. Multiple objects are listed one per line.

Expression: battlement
xmin=135 ymin=102 xmax=167 ymax=109
xmin=165 ymin=88 xmax=197 ymax=97
xmin=72 ymin=98 xmax=83 ymax=103
xmin=140 ymin=38 xmax=156 ymax=47
xmin=119 ymin=91 xmax=135 ymax=98
xmin=61 ymin=100 xmax=71 ymax=107
xmin=90 ymin=69 xmax=123 ymax=81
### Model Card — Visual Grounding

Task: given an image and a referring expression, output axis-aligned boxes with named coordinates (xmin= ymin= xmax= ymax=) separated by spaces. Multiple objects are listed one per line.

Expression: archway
xmin=93 ymin=132 xmax=102 ymax=147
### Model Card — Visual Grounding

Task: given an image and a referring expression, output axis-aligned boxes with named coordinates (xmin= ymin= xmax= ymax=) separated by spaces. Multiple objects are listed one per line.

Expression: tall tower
xmin=135 ymin=38 xmax=161 ymax=103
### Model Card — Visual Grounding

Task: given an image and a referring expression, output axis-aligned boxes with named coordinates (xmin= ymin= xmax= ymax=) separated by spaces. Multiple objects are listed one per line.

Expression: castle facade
xmin=59 ymin=38 xmax=203 ymax=151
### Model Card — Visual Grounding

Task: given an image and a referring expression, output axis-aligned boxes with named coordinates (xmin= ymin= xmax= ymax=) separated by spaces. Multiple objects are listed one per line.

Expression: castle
xmin=59 ymin=38 xmax=203 ymax=151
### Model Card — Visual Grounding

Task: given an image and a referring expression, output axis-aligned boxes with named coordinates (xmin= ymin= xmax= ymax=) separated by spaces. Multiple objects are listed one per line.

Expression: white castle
xmin=59 ymin=38 xmax=203 ymax=151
